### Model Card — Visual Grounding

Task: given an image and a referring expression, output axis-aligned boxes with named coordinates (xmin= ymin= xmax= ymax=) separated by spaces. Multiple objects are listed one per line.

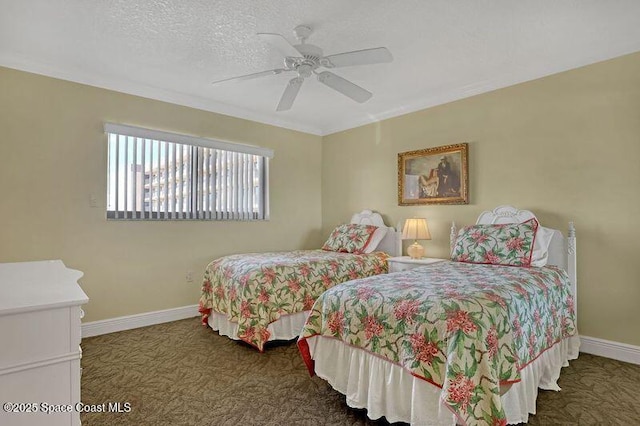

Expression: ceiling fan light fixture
xmin=297 ymin=64 xmax=313 ymax=78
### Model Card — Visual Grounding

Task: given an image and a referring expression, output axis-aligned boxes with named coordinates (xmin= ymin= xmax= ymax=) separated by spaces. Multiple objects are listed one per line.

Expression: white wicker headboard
xmin=350 ymin=210 xmax=402 ymax=257
xmin=450 ymin=205 xmax=577 ymax=319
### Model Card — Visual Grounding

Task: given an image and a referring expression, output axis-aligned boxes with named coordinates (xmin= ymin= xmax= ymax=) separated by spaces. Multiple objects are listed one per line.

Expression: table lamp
xmin=402 ymin=218 xmax=431 ymax=259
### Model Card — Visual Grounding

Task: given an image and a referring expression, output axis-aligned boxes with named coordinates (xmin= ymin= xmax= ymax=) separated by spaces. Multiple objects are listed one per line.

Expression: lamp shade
xmin=402 ymin=218 xmax=431 ymax=241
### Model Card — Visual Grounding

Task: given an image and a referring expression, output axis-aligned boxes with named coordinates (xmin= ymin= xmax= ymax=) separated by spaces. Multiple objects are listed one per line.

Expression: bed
xmin=198 ymin=209 xmax=401 ymax=351
xmin=298 ymin=205 xmax=579 ymax=425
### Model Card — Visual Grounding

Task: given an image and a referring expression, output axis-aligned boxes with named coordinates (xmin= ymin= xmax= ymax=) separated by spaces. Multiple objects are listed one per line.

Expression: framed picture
xmin=398 ymin=143 xmax=469 ymax=205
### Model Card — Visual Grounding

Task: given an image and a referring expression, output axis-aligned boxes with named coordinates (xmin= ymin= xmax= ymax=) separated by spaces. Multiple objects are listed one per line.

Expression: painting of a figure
xmin=398 ymin=143 xmax=468 ymax=205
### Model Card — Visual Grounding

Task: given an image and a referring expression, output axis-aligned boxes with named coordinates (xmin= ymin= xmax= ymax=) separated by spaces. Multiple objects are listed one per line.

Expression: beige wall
xmin=0 ymin=67 xmax=323 ymax=322
xmin=2 ymin=52 xmax=639 ymax=347
xmin=322 ymin=52 xmax=640 ymax=346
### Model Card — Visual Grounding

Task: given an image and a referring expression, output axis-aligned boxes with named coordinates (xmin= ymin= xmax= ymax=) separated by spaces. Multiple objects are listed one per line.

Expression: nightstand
xmin=387 ymin=256 xmax=448 ymax=273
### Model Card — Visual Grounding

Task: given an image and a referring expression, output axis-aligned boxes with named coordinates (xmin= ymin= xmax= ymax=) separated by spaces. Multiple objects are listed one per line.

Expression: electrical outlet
xmin=186 ymin=271 xmax=194 ymax=283
xmin=89 ymin=194 xmax=98 ymax=208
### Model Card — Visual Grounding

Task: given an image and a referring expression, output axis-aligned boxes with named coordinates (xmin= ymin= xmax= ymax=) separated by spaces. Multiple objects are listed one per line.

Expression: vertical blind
xmin=105 ymin=123 xmax=272 ymax=220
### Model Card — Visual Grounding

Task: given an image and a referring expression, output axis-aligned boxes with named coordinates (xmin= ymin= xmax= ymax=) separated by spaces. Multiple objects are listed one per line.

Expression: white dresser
xmin=0 ymin=260 xmax=88 ymax=426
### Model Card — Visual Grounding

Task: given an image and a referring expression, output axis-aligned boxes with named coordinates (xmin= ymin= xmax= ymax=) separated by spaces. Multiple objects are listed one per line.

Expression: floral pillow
xmin=451 ymin=218 xmax=539 ymax=267
xmin=322 ymin=223 xmax=379 ymax=254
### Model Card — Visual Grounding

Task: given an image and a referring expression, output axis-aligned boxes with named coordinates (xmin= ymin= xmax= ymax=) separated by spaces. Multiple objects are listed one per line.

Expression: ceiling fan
xmin=212 ymin=25 xmax=393 ymax=111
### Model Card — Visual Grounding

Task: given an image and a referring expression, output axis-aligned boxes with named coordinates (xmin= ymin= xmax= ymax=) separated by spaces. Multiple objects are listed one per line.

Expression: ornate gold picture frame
xmin=398 ymin=143 xmax=469 ymax=205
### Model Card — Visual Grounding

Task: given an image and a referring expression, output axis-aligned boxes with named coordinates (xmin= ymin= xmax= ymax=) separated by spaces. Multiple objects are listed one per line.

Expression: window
xmin=105 ymin=123 xmax=273 ymax=220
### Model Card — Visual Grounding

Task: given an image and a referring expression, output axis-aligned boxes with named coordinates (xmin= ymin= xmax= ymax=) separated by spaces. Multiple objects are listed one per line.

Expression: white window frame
xmin=105 ymin=123 xmax=272 ymax=221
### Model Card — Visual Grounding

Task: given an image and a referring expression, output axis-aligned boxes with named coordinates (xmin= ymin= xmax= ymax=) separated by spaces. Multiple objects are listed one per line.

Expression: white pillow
xmin=362 ymin=226 xmax=389 ymax=253
xmin=531 ymin=226 xmax=554 ymax=267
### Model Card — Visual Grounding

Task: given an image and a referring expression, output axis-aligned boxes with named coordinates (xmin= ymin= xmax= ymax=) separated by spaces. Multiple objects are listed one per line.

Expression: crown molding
xmin=0 ymin=53 xmax=324 ymax=136
xmin=3 ymin=42 xmax=640 ymax=137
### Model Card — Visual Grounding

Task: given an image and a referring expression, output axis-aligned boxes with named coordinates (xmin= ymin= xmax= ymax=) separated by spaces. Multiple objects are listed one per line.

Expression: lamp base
xmin=407 ymin=242 xmax=425 ymax=259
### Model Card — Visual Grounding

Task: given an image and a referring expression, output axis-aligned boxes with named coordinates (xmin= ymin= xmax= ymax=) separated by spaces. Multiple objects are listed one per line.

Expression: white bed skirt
xmin=306 ymin=334 xmax=580 ymax=425
xmin=207 ymin=311 xmax=310 ymax=342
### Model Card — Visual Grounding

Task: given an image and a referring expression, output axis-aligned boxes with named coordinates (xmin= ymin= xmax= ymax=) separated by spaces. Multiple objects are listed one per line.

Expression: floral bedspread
xmin=198 ymin=250 xmax=388 ymax=351
xmin=298 ymin=261 xmax=577 ymax=426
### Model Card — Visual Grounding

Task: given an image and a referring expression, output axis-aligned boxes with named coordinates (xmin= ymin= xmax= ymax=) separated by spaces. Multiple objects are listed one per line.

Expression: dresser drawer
xmin=0 ymin=360 xmax=78 ymax=426
xmin=0 ymin=306 xmax=82 ymax=368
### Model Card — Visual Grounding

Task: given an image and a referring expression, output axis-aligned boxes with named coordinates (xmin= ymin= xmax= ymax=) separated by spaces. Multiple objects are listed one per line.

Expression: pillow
xmin=322 ymin=223 xmax=379 ymax=254
xmin=531 ymin=226 xmax=555 ymax=267
xmin=362 ymin=226 xmax=389 ymax=253
xmin=451 ymin=218 xmax=539 ymax=267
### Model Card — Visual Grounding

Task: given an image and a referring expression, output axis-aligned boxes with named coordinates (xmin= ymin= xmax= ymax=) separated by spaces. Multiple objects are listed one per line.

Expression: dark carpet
xmin=80 ymin=318 xmax=640 ymax=425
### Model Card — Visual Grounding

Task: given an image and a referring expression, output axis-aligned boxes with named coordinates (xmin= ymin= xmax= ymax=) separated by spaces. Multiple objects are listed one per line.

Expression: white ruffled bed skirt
xmin=207 ymin=311 xmax=309 ymax=342
xmin=210 ymin=311 xmax=580 ymax=424
xmin=305 ymin=334 xmax=581 ymax=425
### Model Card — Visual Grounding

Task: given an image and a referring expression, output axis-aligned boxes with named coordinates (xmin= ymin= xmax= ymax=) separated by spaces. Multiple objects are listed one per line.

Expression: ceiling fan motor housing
xmin=294 ymin=43 xmax=323 ymax=61
xmin=284 ymin=43 xmax=324 ymax=77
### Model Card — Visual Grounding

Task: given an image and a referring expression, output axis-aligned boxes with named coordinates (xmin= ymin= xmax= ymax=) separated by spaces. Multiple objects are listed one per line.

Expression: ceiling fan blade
xmin=276 ymin=77 xmax=304 ymax=111
xmin=257 ymin=33 xmax=302 ymax=58
xmin=324 ymin=47 xmax=393 ymax=68
xmin=212 ymin=69 xmax=287 ymax=85
xmin=316 ymin=71 xmax=372 ymax=103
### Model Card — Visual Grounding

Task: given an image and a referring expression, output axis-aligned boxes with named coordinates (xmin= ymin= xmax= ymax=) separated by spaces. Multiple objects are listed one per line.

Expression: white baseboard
xmin=81 ymin=310 xmax=640 ymax=366
xmin=580 ymin=335 xmax=640 ymax=365
xmin=82 ymin=304 xmax=199 ymax=338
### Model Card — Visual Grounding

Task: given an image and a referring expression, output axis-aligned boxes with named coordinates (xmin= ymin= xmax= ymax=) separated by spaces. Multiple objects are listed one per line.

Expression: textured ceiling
xmin=1 ymin=0 xmax=640 ymax=135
